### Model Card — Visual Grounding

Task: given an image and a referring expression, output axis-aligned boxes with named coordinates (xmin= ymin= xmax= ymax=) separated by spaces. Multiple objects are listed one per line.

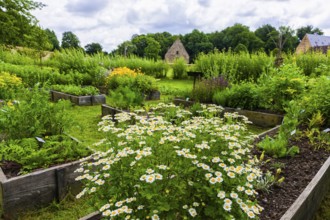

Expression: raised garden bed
xmin=0 ymin=135 xmax=91 ymax=219
xmin=78 ymin=125 xmax=330 ymax=220
xmin=0 ymin=159 xmax=84 ymax=219
xmin=50 ymin=90 xmax=106 ymax=106
xmin=101 ymin=104 xmax=125 ymax=120
xmin=173 ymin=98 xmax=283 ymax=127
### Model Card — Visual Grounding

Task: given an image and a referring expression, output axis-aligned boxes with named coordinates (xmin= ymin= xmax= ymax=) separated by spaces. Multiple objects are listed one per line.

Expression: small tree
xmin=61 ymin=31 xmax=80 ymax=49
xmin=85 ymin=42 xmax=103 ymax=55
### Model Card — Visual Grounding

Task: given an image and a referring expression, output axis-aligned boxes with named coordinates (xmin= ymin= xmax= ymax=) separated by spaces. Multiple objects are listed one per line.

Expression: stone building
xmin=165 ymin=39 xmax=189 ymax=63
xmin=296 ymin=34 xmax=330 ymax=54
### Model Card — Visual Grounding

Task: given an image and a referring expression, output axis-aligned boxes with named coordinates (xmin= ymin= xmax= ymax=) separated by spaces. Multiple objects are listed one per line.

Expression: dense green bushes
xmin=51 ymin=84 xmax=100 ymax=96
xmin=194 ymin=50 xmax=273 ymax=83
xmin=0 ymin=86 xmax=73 ymax=140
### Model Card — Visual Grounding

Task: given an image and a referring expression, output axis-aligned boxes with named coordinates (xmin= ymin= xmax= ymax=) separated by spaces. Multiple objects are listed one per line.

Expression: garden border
xmin=50 ymin=90 xmax=106 ymax=106
xmin=0 ymin=159 xmax=85 ymax=219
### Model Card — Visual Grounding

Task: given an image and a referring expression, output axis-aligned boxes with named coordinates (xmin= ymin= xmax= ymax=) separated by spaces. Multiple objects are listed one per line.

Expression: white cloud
xmin=32 ymin=0 xmax=330 ymax=52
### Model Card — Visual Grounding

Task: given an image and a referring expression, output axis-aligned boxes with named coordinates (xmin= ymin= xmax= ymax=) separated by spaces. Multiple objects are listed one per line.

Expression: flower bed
xmin=76 ymin=103 xmax=265 ymax=219
xmin=51 ymin=90 xmax=106 ymax=106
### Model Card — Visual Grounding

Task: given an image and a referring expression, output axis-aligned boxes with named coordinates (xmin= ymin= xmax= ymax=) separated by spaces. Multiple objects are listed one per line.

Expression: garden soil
xmin=254 ymin=134 xmax=330 ymax=220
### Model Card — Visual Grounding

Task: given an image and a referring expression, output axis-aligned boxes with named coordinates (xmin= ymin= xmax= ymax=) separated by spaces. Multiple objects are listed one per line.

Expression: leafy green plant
xmin=0 ymin=135 xmax=91 ymax=174
xmin=172 ymin=57 xmax=188 ymax=79
xmin=213 ymin=82 xmax=260 ymax=110
xmin=257 ymin=101 xmax=301 ymax=158
xmin=108 ymin=86 xmax=144 ymax=110
xmin=0 ymin=85 xmax=73 ymax=140
xmin=191 ymin=75 xmax=229 ymax=103
xmin=52 ymin=84 xmax=100 ymax=96
xmin=76 ymin=103 xmax=264 ymax=219
xmin=258 ymin=64 xmax=307 ymax=113
xmin=0 ymin=71 xmax=23 ymax=100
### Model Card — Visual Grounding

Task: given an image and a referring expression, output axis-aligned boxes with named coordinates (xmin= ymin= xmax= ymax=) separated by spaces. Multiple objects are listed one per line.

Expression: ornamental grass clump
xmin=76 ymin=103 xmax=264 ymax=219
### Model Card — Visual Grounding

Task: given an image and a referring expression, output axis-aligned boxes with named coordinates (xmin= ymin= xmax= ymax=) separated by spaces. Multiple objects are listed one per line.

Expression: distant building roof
xmin=307 ymin=34 xmax=330 ymax=47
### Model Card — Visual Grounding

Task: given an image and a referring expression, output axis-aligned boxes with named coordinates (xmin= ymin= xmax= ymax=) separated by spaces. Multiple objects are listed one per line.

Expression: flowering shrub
xmin=106 ymin=67 xmax=158 ymax=94
xmin=76 ymin=103 xmax=264 ymax=219
xmin=0 ymin=71 xmax=22 ymax=100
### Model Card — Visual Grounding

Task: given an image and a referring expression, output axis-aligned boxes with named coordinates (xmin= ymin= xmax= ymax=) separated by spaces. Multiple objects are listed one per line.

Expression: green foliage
xmin=258 ymin=101 xmax=301 ymax=158
xmin=76 ymin=104 xmax=263 ymax=219
xmin=194 ymin=50 xmax=273 ymax=83
xmin=0 ymin=85 xmax=73 ymax=140
xmin=85 ymin=43 xmax=103 ymax=55
xmin=0 ymin=0 xmax=45 ymax=47
xmin=0 ymin=71 xmax=23 ymax=100
xmin=61 ymin=31 xmax=81 ymax=49
xmin=52 ymin=84 xmax=100 ymax=96
xmin=191 ymin=76 xmax=229 ymax=103
xmin=293 ymin=52 xmax=330 ymax=76
xmin=0 ymin=135 xmax=91 ymax=174
xmin=172 ymin=57 xmax=188 ymax=79
xmin=300 ymin=76 xmax=330 ymax=125
xmin=212 ymin=82 xmax=260 ymax=110
xmin=108 ymin=86 xmax=144 ymax=109
xmin=258 ymin=64 xmax=307 ymax=113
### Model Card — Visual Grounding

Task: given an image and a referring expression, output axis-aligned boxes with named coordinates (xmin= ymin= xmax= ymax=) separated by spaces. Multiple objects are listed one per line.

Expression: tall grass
xmin=286 ymin=51 xmax=330 ymax=76
xmin=194 ymin=50 xmax=274 ymax=83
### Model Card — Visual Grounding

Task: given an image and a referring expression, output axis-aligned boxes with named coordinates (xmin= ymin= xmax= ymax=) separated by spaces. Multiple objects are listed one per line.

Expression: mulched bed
xmin=254 ymin=132 xmax=330 ymax=220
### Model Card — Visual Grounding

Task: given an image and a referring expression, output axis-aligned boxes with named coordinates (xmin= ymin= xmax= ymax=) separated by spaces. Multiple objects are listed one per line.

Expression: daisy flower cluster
xmin=75 ymin=103 xmax=264 ymax=219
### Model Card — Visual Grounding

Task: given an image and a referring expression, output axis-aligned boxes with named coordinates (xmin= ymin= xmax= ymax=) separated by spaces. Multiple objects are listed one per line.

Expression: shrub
xmin=300 ymin=76 xmax=330 ymax=126
xmin=172 ymin=57 xmax=188 ymax=79
xmin=0 ymin=85 xmax=73 ymax=140
xmin=213 ymin=82 xmax=260 ymax=110
xmin=191 ymin=75 xmax=229 ymax=103
xmin=76 ymin=104 xmax=264 ymax=219
xmin=258 ymin=64 xmax=307 ymax=113
xmin=194 ymin=50 xmax=273 ymax=83
xmin=106 ymin=67 xmax=158 ymax=94
xmin=51 ymin=84 xmax=100 ymax=96
xmin=0 ymin=135 xmax=91 ymax=174
xmin=0 ymin=72 xmax=23 ymax=100
xmin=108 ymin=86 xmax=144 ymax=110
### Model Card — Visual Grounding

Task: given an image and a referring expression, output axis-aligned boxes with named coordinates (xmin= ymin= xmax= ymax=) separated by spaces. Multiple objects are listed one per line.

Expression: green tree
xmin=61 ymin=31 xmax=80 ymax=49
xmin=131 ymin=35 xmax=149 ymax=57
xmin=85 ymin=42 xmax=103 ymax=55
xmin=234 ymin=43 xmax=248 ymax=53
xmin=45 ymin=29 xmax=60 ymax=51
xmin=208 ymin=31 xmax=225 ymax=51
xmin=0 ymin=0 xmax=44 ymax=46
xmin=221 ymin=23 xmax=264 ymax=53
xmin=144 ymin=37 xmax=161 ymax=60
xmin=113 ymin=40 xmax=137 ymax=57
xmin=182 ymin=29 xmax=213 ymax=61
xmin=255 ymin=24 xmax=277 ymax=53
xmin=148 ymin=32 xmax=176 ymax=58
xmin=296 ymin=25 xmax=323 ymax=41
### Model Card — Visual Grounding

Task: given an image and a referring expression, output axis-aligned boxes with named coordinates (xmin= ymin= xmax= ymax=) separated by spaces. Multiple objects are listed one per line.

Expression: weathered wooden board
xmin=50 ymin=90 xmax=106 ymax=106
xmin=280 ymin=156 xmax=330 ymax=220
xmin=101 ymin=104 xmax=125 ymax=119
xmin=0 ymin=160 xmax=84 ymax=219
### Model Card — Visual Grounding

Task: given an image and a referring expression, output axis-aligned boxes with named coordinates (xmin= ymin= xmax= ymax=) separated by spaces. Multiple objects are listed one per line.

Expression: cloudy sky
xmin=32 ymin=0 xmax=330 ymax=52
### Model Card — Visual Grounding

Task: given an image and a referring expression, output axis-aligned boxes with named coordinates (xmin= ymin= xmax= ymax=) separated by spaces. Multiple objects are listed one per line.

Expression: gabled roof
xmin=307 ymin=34 xmax=330 ymax=47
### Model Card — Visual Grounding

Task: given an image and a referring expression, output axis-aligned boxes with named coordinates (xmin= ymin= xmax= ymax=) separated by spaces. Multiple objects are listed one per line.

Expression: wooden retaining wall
xmin=0 ymin=160 xmax=83 ymax=219
xmin=50 ymin=90 xmax=106 ymax=106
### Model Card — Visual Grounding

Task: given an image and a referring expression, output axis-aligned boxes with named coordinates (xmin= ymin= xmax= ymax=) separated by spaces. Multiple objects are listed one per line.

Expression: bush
xmin=51 ymin=84 xmax=100 ymax=96
xmin=213 ymin=82 xmax=260 ymax=110
xmin=258 ymin=64 xmax=307 ymax=113
xmin=300 ymin=76 xmax=330 ymax=125
xmin=172 ymin=57 xmax=188 ymax=79
xmin=194 ymin=50 xmax=273 ymax=83
xmin=75 ymin=104 xmax=264 ymax=219
xmin=191 ymin=76 xmax=229 ymax=103
xmin=106 ymin=67 xmax=158 ymax=94
xmin=0 ymin=135 xmax=91 ymax=174
xmin=108 ymin=86 xmax=144 ymax=110
xmin=0 ymin=85 xmax=73 ymax=140
xmin=0 ymin=72 xmax=23 ymax=100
